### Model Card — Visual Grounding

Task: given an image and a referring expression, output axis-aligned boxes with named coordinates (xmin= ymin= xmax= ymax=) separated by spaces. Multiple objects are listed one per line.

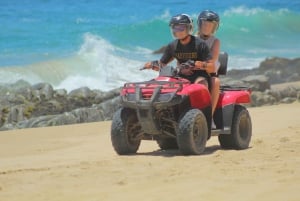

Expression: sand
xmin=0 ymin=102 xmax=300 ymax=201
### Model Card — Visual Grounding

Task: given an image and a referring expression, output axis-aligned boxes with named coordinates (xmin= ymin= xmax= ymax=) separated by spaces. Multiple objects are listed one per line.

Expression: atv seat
xmin=218 ymin=52 xmax=228 ymax=75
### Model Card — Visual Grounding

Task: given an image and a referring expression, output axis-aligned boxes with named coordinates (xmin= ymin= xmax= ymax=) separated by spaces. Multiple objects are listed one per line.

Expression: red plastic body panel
xmin=177 ymin=84 xmax=211 ymax=109
xmin=121 ymin=77 xmax=188 ymax=96
xmin=121 ymin=76 xmax=211 ymax=109
xmin=121 ymin=76 xmax=251 ymax=110
xmin=217 ymin=90 xmax=251 ymax=108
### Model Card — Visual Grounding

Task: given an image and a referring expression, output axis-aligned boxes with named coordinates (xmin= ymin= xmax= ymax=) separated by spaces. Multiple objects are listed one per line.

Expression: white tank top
xmin=203 ymin=35 xmax=220 ymax=71
xmin=203 ymin=35 xmax=216 ymax=51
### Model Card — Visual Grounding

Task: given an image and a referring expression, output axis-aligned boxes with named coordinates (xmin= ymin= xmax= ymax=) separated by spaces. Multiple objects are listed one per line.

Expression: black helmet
xmin=169 ymin=14 xmax=194 ymax=35
xmin=197 ymin=10 xmax=220 ymax=32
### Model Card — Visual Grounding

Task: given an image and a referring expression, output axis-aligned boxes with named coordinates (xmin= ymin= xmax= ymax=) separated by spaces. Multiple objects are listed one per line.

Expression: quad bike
xmin=111 ymin=52 xmax=252 ymax=155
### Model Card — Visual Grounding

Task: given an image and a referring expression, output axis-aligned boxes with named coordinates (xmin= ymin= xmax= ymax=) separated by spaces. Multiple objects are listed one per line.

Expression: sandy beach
xmin=0 ymin=101 xmax=300 ymax=201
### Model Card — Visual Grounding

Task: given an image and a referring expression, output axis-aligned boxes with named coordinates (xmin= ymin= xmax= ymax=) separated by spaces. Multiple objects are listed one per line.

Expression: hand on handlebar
xmin=180 ymin=60 xmax=195 ymax=69
xmin=178 ymin=60 xmax=195 ymax=75
xmin=140 ymin=60 xmax=160 ymax=71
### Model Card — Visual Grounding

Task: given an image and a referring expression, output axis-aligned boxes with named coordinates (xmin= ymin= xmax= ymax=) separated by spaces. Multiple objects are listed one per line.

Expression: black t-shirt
xmin=160 ymin=35 xmax=211 ymax=64
xmin=160 ymin=35 xmax=212 ymax=83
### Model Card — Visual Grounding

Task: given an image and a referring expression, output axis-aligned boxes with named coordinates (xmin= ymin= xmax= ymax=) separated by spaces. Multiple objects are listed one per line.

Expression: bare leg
xmin=194 ymin=77 xmax=208 ymax=87
xmin=210 ymin=77 xmax=220 ymax=116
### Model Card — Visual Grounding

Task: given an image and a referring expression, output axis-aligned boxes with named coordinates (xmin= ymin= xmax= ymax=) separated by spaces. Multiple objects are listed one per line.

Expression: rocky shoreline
xmin=0 ymin=81 xmax=121 ymax=131
xmin=0 ymin=57 xmax=299 ymax=131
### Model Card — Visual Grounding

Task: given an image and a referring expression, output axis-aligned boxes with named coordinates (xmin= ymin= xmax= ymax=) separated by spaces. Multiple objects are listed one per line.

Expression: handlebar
xmin=140 ymin=59 xmax=195 ymax=72
xmin=179 ymin=60 xmax=195 ymax=69
xmin=140 ymin=60 xmax=160 ymax=71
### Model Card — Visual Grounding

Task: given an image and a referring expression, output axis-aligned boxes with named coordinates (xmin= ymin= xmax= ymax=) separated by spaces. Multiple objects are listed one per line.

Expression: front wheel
xmin=218 ymin=105 xmax=252 ymax=149
xmin=177 ymin=109 xmax=208 ymax=155
xmin=111 ymin=108 xmax=141 ymax=155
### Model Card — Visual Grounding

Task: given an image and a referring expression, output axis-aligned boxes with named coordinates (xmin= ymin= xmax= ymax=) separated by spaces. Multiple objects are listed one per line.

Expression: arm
xmin=193 ymin=42 xmax=215 ymax=73
xmin=211 ymin=38 xmax=220 ymax=63
xmin=194 ymin=60 xmax=215 ymax=73
xmin=143 ymin=42 xmax=174 ymax=71
xmin=210 ymin=38 xmax=221 ymax=72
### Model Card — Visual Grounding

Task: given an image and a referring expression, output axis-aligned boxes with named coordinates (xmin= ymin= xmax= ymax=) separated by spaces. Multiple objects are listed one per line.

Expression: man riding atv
xmin=144 ymin=13 xmax=216 ymax=88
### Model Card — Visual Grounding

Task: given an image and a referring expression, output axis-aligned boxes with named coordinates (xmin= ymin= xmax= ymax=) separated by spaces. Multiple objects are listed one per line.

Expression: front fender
xmin=178 ymin=84 xmax=211 ymax=109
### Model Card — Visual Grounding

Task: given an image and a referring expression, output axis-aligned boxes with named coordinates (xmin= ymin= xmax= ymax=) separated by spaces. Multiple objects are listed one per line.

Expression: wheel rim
xmin=126 ymin=117 xmax=141 ymax=146
xmin=193 ymin=120 xmax=206 ymax=147
xmin=239 ymin=113 xmax=250 ymax=140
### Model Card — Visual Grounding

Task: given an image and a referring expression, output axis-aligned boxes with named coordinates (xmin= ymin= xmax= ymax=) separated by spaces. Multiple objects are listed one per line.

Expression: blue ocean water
xmin=1 ymin=0 xmax=300 ymax=91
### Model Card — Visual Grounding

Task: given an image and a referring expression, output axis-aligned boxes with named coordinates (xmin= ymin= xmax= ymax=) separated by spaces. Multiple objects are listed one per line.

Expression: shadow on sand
xmin=136 ymin=145 xmax=221 ymax=157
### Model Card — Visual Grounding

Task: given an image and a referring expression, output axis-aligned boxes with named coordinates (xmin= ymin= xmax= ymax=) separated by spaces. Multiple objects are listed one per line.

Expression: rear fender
xmin=217 ymin=90 xmax=251 ymax=108
xmin=214 ymin=104 xmax=235 ymax=130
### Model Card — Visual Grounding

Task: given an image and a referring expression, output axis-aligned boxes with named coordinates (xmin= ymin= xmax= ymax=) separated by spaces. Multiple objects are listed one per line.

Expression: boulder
xmin=32 ymin=82 xmax=54 ymax=100
xmin=242 ymin=75 xmax=270 ymax=92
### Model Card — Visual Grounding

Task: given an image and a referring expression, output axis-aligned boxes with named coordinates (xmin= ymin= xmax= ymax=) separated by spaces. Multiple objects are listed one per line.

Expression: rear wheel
xmin=111 ymin=108 xmax=141 ymax=155
xmin=177 ymin=109 xmax=208 ymax=155
xmin=218 ymin=105 xmax=252 ymax=149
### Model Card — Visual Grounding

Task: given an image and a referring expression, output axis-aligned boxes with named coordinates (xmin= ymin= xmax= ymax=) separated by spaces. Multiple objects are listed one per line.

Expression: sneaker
xmin=211 ymin=120 xmax=216 ymax=129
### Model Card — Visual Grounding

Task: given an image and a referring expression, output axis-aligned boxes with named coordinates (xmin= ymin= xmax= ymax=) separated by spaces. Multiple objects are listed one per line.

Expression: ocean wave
xmin=0 ymin=33 xmax=158 ymax=92
xmin=224 ymin=6 xmax=267 ymax=16
xmin=107 ymin=6 xmax=300 ymax=57
xmin=0 ymin=31 xmax=289 ymax=91
xmin=1 ymin=19 xmax=299 ymax=92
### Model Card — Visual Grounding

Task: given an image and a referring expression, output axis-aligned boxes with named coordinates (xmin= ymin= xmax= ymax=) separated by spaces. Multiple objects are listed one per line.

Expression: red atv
xmin=111 ymin=52 xmax=252 ymax=155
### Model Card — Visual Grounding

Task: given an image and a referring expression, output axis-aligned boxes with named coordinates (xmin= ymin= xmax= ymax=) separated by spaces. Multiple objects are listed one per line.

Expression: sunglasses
xmin=201 ymin=18 xmax=217 ymax=22
xmin=172 ymin=24 xmax=187 ymax=32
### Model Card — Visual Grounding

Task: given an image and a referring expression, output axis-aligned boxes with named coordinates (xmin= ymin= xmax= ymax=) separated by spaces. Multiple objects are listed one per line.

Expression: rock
xmin=226 ymin=57 xmax=300 ymax=85
xmin=251 ymin=91 xmax=277 ymax=107
xmin=68 ymin=87 xmax=96 ymax=108
xmin=33 ymin=100 xmax=65 ymax=117
xmin=0 ymin=80 xmax=31 ymax=93
xmin=32 ymin=82 xmax=54 ymax=100
xmin=96 ymin=88 xmax=121 ymax=102
xmin=280 ymin=86 xmax=298 ymax=98
xmin=258 ymin=57 xmax=300 ymax=73
xmin=280 ymin=97 xmax=296 ymax=104
xmin=221 ymin=77 xmax=247 ymax=87
xmin=6 ymin=93 xmax=27 ymax=105
xmin=0 ymin=107 xmax=9 ymax=127
xmin=242 ymin=75 xmax=270 ymax=92
xmin=16 ymin=112 xmax=79 ymax=128
xmin=15 ymin=86 xmax=33 ymax=101
xmin=0 ymin=80 xmax=122 ymax=130
xmin=96 ymin=96 xmax=121 ymax=120
xmin=226 ymin=69 xmax=256 ymax=80
xmin=7 ymin=105 xmax=27 ymax=124
xmin=71 ymin=108 xmax=104 ymax=122
xmin=0 ymin=123 xmax=15 ymax=131
xmin=286 ymin=73 xmax=300 ymax=83
xmin=54 ymin=89 xmax=67 ymax=97
xmin=46 ymin=113 xmax=79 ymax=127
xmin=69 ymin=87 xmax=94 ymax=98
xmin=265 ymin=89 xmax=282 ymax=102
xmin=1 ymin=59 xmax=300 ymax=131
